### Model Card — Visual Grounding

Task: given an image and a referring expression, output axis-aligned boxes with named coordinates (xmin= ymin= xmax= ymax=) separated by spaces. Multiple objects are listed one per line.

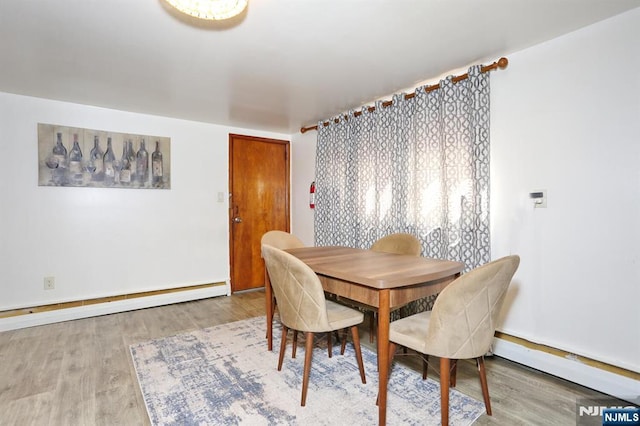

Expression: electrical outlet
xmin=44 ymin=276 xmax=55 ymax=290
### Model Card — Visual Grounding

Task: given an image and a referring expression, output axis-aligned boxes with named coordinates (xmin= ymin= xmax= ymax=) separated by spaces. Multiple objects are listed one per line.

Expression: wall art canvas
xmin=38 ymin=123 xmax=171 ymax=189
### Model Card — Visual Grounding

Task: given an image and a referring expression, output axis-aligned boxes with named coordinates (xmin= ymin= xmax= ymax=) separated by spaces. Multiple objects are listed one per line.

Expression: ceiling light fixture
xmin=166 ymin=0 xmax=248 ymax=20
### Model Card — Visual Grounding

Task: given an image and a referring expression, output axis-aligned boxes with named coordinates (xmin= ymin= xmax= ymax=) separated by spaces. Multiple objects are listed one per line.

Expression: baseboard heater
xmin=0 ymin=282 xmax=229 ymax=332
xmin=492 ymin=332 xmax=640 ymax=404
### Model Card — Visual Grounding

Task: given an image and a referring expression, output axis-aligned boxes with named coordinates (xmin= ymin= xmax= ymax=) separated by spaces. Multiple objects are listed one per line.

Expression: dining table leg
xmin=377 ymin=289 xmax=390 ymax=426
xmin=265 ymin=267 xmax=274 ymax=351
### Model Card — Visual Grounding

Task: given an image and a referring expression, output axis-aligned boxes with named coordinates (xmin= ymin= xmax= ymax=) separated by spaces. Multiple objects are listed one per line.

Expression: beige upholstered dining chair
xmin=386 ymin=255 xmax=520 ymax=425
xmin=261 ymin=230 xmax=345 ymax=358
xmin=261 ymin=231 xmax=306 ymax=351
xmin=341 ymin=233 xmax=422 ymax=343
xmin=262 ymin=244 xmax=367 ymax=406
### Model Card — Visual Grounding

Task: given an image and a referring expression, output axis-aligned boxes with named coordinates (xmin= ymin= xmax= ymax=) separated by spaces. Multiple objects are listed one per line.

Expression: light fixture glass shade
xmin=166 ymin=0 xmax=248 ymax=20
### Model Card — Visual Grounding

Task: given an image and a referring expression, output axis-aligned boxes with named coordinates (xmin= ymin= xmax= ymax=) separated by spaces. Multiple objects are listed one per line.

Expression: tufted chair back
xmin=423 ymin=255 xmax=520 ymax=359
xmin=261 ymin=244 xmax=332 ymax=333
xmin=261 ymin=230 xmax=305 ymax=250
xmin=371 ymin=233 xmax=421 ymax=256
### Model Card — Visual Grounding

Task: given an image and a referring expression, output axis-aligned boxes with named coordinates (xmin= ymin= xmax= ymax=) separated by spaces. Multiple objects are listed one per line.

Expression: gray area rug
xmin=130 ymin=316 xmax=484 ymax=425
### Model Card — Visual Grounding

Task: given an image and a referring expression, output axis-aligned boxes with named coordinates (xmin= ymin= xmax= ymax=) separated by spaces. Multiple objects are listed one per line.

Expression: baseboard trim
xmin=0 ymin=282 xmax=230 ymax=332
xmin=492 ymin=336 xmax=640 ymax=403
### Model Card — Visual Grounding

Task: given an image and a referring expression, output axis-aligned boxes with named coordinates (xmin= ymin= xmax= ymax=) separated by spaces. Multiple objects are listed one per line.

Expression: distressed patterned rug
xmin=130 ymin=316 xmax=484 ymax=425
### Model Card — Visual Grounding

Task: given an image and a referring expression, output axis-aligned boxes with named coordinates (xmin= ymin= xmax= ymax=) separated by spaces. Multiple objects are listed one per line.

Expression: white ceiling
xmin=1 ymin=0 xmax=638 ymax=134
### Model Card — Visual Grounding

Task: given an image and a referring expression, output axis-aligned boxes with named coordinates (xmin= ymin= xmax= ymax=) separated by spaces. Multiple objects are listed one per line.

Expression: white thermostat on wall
xmin=529 ymin=190 xmax=547 ymax=208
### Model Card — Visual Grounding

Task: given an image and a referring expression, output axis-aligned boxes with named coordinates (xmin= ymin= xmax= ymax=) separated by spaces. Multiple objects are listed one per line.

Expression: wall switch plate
xmin=44 ymin=276 xmax=55 ymax=290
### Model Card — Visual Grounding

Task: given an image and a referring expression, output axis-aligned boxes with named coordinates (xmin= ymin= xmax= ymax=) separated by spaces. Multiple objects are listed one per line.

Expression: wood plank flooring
xmin=0 ymin=290 xmax=611 ymax=425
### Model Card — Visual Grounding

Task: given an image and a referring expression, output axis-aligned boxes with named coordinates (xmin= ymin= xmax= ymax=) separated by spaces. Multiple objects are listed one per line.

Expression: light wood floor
xmin=0 ymin=290 xmax=610 ymax=425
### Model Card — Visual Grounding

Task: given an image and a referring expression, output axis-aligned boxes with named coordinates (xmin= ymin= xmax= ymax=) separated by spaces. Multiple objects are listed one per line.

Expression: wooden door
xmin=229 ymin=134 xmax=290 ymax=292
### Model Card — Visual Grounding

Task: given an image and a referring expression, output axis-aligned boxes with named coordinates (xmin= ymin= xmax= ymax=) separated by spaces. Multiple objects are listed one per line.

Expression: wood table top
xmin=285 ymin=246 xmax=464 ymax=290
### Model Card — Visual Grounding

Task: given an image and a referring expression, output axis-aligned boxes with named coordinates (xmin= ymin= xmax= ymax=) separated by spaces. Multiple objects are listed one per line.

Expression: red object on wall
xmin=309 ymin=181 xmax=315 ymax=209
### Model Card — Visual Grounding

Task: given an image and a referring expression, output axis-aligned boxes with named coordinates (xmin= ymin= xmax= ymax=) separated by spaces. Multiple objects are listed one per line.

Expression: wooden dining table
xmin=264 ymin=246 xmax=464 ymax=425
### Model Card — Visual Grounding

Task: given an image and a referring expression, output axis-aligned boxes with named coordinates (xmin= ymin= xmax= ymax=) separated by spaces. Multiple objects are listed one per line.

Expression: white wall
xmin=0 ymin=93 xmax=288 ymax=311
xmin=291 ymin=130 xmax=317 ymax=246
xmin=292 ymin=8 xmax=640 ymax=378
xmin=491 ymin=8 xmax=639 ymax=373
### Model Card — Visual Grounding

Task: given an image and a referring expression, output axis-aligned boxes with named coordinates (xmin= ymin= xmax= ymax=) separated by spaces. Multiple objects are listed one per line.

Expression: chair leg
xmin=327 ymin=330 xmax=333 ymax=358
xmin=277 ymin=325 xmax=288 ymax=371
xmin=350 ymin=325 xmax=366 ymax=384
xmin=266 ymin=296 xmax=277 ymax=339
xmin=388 ymin=342 xmax=397 ymax=369
xmin=450 ymin=359 xmax=457 ymax=387
xmin=340 ymin=329 xmax=347 ymax=355
xmin=477 ymin=356 xmax=492 ymax=415
xmin=292 ymin=330 xmax=298 ymax=359
xmin=369 ymin=311 xmax=375 ymax=343
xmin=440 ymin=357 xmax=450 ymax=426
xmin=422 ymin=354 xmax=429 ymax=380
xmin=301 ymin=332 xmax=315 ymax=406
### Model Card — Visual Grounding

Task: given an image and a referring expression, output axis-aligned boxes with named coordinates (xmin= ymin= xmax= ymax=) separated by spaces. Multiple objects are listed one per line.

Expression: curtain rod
xmin=300 ymin=57 xmax=508 ymax=134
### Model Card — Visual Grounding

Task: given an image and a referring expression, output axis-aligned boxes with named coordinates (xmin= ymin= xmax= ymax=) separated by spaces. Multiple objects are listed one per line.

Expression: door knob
xmin=233 ymin=217 xmax=242 ymax=223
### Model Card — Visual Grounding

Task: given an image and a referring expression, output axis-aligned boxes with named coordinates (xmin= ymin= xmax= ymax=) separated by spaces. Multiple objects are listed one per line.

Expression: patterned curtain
xmin=314 ymin=65 xmax=490 ymax=274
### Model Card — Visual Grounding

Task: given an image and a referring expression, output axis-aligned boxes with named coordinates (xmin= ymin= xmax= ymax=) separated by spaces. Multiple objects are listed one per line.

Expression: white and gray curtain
xmin=315 ymin=65 xmax=491 ymax=275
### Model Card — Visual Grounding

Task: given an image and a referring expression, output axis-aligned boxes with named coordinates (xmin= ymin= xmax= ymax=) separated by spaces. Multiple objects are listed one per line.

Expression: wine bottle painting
xmin=37 ymin=123 xmax=170 ymax=189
